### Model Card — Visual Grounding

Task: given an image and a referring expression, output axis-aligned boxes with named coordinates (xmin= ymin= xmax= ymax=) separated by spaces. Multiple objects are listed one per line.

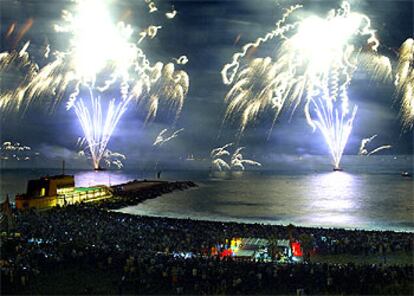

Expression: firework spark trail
xmin=143 ymin=63 xmax=189 ymax=122
xmin=210 ymin=143 xmax=233 ymax=158
xmin=308 ymin=90 xmax=358 ymax=169
xmin=1 ymin=141 xmax=35 ymax=161
xmin=360 ymin=53 xmax=392 ymax=82
xmin=223 ymin=57 xmax=290 ymax=135
xmin=73 ymin=87 xmax=131 ymax=169
xmin=395 ymin=38 xmax=414 ymax=130
xmin=367 ymin=145 xmax=392 ymax=156
xmin=358 ymin=134 xmax=377 ymax=155
xmin=102 ymin=149 xmax=126 ymax=168
xmin=221 ymin=4 xmax=302 ymax=85
xmin=166 ymin=7 xmax=177 ymax=19
xmin=210 ymin=144 xmax=260 ymax=171
xmin=78 ymin=147 xmax=126 ymax=169
xmin=153 ymin=128 xmax=184 ymax=147
xmin=358 ymin=134 xmax=392 ymax=156
xmin=230 ymin=147 xmax=262 ymax=170
xmin=212 ymin=158 xmax=231 ymax=171
xmin=210 ymin=143 xmax=232 ymax=171
xmin=0 ymin=42 xmax=39 ymax=112
xmin=222 ymin=1 xmax=389 ymax=169
xmin=151 ymin=127 xmax=184 ymax=172
xmin=173 ymin=56 xmax=188 ymax=65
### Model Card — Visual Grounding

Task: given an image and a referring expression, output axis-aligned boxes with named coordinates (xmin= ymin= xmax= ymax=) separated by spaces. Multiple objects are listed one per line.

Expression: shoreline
xmin=113 ymin=183 xmax=414 ymax=234
xmin=115 ymin=207 xmax=414 ymax=234
xmin=2 ymin=192 xmax=413 ymax=295
xmin=5 ymin=175 xmax=413 ymax=234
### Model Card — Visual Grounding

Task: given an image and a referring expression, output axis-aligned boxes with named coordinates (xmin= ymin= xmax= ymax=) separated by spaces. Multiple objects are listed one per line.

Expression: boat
xmin=94 ymin=166 xmax=107 ymax=171
xmin=401 ymin=171 xmax=412 ymax=177
xmin=15 ymin=174 xmax=112 ymax=210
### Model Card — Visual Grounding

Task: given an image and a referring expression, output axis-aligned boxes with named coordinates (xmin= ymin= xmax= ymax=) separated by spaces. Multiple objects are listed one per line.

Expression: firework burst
xmin=222 ymin=1 xmax=389 ymax=169
xmin=395 ymin=38 xmax=414 ymax=130
xmin=210 ymin=144 xmax=261 ymax=171
xmin=0 ymin=0 xmax=190 ymax=169
xmin=144 ymin=63 xmax=189 ymax=122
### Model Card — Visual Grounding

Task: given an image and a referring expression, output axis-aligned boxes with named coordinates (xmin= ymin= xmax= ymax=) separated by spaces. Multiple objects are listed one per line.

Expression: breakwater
xmin=96 ymin=179 xmax=198 ymax=210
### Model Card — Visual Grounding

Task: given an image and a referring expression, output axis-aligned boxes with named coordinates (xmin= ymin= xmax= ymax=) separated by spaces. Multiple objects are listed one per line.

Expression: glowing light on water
xmin=222 ymin=1 xmax=390 ymax=169
xmin=308 ymin=172 xmax=358 ymax=225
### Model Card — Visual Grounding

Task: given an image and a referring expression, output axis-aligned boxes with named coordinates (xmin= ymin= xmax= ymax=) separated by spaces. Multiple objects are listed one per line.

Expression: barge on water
xmin=15 ymin=174 xmax=111 ymax=210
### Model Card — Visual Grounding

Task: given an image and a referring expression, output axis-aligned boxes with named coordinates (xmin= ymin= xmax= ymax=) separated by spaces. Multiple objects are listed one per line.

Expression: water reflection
xmin=1 ymin=165 xmax=412 ymax=231
xmin=74 ymin=170 xmax=134 ymax=187
xmin=302 ymin=172 xmax=361 ymax=227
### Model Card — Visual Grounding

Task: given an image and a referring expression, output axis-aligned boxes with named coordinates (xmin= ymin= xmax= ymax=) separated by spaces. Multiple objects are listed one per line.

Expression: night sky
xmin=0 ymin=0 xmax=413 ymax=169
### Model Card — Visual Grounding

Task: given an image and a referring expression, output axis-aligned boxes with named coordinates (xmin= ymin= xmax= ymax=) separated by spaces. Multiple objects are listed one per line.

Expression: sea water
xmin=1 ymin=155 xmax=413 ymax=232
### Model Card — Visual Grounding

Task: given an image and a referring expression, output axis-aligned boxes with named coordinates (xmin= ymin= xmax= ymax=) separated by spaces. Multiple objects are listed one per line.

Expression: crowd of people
xmin=1 ymin=202 xmax=413 ymax=294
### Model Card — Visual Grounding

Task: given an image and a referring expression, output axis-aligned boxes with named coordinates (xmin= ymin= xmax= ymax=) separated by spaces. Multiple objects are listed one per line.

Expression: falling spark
xmin=78 ymin=145 xmax=126 ymax=169
xmin=395 ymin=38 xmax=414 ymax=130
xmin=212 ymin=158 xmax=231 ymax=171
xmin=360 ymin=53 xmax=392 ymax=82
xmin=210 ymin=143 xmax=232 ymax=171
xmin=224 ymin=57 xmax=285 ymax=135
xmin=6 ymin=22 xmax=16 ymax=38
xmin=234 ymin=34 xmax=242 ymax=46
xmin=210 ymin=144 xmax=260 ymax=171
xmin=210 ymin=143 xmax=233 ymax=158
xmin=358 ymin=135 xmax=392 ymax=156
xmin=1 ymin=141 xmax=36 ymax=161
xmin=222 ymin=1 xmax=388 ymax=169
xmin=153 ymin=128 xmax=184 ymax=146
xmin=102 ymin=149 xmax=126 ymax=169
xmin=0 ymin=42 xmax=39 ymax=112
xmin=230 ymin=147 xmax=261 ymax=170
xmin=148 ymin=2 xmax=158 ymax=13
xmin=166 ymin=7 xmax=177 ymax=19
xmin=13 ymin=18 xmax=34 ymax=48
xmin=367 ymin=145 xmax=392 ymax=156
xmin=44 ymin=44 xmax=50 ymax=58
xmin=173 ymin=55 xmax=189 ymax=65
xmin=142 ymin=62 xmax=189 ymax=122
xmin=139 ymin=25 xmax=162 ymax=43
